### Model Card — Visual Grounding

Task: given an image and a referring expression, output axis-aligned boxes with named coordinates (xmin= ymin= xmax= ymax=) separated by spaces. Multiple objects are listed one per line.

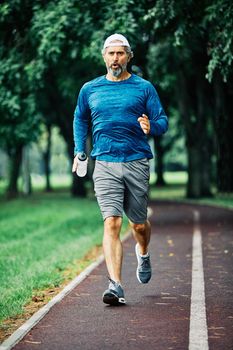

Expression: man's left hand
xmin=138 ymin=114 xmax=150 ymax=134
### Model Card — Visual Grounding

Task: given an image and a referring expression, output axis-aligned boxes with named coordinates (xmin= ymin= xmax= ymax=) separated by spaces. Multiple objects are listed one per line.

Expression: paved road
xmin=11 ymin=201 xmax=233 ymax=349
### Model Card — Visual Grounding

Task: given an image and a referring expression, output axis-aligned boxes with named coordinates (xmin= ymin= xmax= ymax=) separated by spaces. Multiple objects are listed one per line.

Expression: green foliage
xmin=0 ymin=1 xmax=41 ymax=153
xmin=32 ymin=1 xmax=79 ymax=65
xmin=0 ymin=55 xmax=41 ymax=152
xmin=81 ymin=0 xmax=147 ymax=62
xmin=205 ymin=0 xmax=233 ymax=81
xmin=143 ymin=0 xmax=233 ymax=83
xmin=0 ymin=0 xmax=232 ymax=195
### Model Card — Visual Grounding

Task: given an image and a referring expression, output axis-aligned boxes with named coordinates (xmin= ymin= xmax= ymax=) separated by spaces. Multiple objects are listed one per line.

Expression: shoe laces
xmin=108 ymin=277 xmax=117 ymax=285
xmin=140 ymin=256 xmax=150 ymax=269
xmin=108 ymin=277 xmax=121 ymax=288
xmin=108 ymin=277 xmax=123 ymax=291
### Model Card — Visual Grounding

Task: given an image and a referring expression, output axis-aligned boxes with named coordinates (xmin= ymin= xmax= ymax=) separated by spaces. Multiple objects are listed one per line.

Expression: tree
xmin=205 ymin=0 xmax=233 ymax=192
xmin=28 ymin=0 xmax=108 ymax=196
xmin=143 ymin=0 xmax=232 ymax=197
xmin=0 ymin=0 xmax=101 ymax=197
xmin=0 ymin=1 xmax=41 ymax=197
xmin=1 ymin=0 xmax=232 ymax=198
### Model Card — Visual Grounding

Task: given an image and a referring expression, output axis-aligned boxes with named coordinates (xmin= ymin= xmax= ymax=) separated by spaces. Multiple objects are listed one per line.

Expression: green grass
xmin=184 ymin=194 xmax=233 ymax=209
xmin=149 ymin=171 xmax=187 ymax=200
xmin=149 ymin=171 xmax=233 ymax=209
xmin=0 ymin=175 xmax=72 ymax=195
xmin=150 ymin=171 xmax=188 ymax=186
xmin=150 ymin=184 xmax=186 ymax=200
xmin=0 ymin=192 xmax=129 ymax=323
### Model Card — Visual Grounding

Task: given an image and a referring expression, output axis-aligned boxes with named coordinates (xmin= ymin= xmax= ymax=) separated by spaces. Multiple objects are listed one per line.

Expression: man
xmin=72 ymin=33 xmax=168 ymax=306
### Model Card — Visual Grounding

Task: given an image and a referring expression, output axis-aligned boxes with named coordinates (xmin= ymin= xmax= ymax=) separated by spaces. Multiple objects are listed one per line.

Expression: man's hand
xmin=72 ymin=154 xmax=79 ymax=173
xmin=138 ymin=114 xmax=150 ymax=134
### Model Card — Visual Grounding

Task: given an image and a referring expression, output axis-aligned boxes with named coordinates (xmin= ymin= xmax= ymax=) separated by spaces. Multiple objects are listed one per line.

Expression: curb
xmin=0 ymin=256 xmax=105 ymax=350
xmin=0 ymin=229 xmax=132 ymax=350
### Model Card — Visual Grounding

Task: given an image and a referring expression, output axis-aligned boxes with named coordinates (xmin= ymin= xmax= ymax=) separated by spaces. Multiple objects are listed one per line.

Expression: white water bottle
xmin=76 ymin=152 xmax=88 ymax=177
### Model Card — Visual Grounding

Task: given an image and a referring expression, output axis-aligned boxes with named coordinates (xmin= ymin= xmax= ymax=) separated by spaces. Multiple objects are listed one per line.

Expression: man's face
xmin=103 ymin=46 xmax=129 ymax=77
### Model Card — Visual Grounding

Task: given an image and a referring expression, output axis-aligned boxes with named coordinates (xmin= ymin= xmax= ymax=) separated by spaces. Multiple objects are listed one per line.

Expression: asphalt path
xmin=6 ymin=201 xmax=233 ymax=349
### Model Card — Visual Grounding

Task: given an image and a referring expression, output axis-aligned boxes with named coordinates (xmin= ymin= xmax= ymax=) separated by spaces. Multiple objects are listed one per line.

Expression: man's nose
xmin=113 ymin=53 xmax=119 ymax=60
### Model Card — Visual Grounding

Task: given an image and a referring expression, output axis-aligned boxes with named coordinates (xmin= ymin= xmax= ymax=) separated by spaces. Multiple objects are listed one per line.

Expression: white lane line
xmin=189 ymin=210 xmax=209 ymax=350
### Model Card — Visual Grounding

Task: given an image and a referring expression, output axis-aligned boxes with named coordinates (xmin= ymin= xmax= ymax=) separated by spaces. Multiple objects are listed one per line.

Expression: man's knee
xmin=104 ymin=216 xmax=122 ymax=235
xmin=130 ymin=222 xmax=147 ymax=235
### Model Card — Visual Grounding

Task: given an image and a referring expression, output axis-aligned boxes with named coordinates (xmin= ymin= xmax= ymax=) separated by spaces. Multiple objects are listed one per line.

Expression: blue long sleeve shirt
xmin=73 ymin=74 xmax=168 ymax=162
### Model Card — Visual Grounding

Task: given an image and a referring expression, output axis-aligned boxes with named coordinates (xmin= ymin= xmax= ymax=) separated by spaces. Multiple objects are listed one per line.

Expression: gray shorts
xmin=93 ymin=159 xmax=150 ymax=223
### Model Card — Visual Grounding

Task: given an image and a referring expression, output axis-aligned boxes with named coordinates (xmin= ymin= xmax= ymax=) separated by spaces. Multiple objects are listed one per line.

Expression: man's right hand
xmin=138 ymin=114 xmax=150 ymax=134
xmin=72 ymin=154 xmax=79 ymax=173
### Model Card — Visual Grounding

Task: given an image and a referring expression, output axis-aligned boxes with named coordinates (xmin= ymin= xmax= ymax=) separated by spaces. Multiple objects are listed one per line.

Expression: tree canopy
xmin=0 ymin=0 xmax=232 ymax=197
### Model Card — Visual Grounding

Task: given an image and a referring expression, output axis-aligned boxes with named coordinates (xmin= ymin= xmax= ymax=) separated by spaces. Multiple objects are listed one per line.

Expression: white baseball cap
xmin=103 ymin=33 xmax=131 ymax=49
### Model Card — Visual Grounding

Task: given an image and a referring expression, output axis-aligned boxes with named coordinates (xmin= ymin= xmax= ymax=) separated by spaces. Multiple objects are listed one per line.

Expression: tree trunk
xmin=154 ymin=136 xmax=166 ymax=186
xmin=22 ymin=145 xmax=32 ymax=195
xmin=6 ymin=145 xmax=23 ymax=198
xmin=177 ymin=65 xmax=213 ymax=198
xmin=44 ymin=71 xmax=87 ymax=197
xmin=187 ymin=146 xmax=201 ymax=197
xmin=177 ymin=70 xmax=201 ymax=198
xmin=43 ymin=123 xmax=52 ymax=192
xmin=200 ymin=141 xmax=214 ymax=196
xmin=213 ymin=73 xmax=233 ymax=192
xmin=196 ymin=72 xmax=213 ymax=197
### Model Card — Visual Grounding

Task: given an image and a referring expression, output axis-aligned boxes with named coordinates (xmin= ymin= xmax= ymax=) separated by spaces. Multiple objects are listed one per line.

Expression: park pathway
xmin=2 ymin=201 xmax=233 ymax=350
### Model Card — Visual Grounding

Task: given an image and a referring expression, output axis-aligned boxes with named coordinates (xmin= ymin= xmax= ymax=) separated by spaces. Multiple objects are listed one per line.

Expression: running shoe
xmin=135 ymin=243 xmax=152 ymax=283
xmin=102 ymin=278 xmax=126 ymax=305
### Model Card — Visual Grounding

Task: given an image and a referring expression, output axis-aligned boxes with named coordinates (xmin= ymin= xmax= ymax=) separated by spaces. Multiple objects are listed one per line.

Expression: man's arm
xmin=145 ymin=84 xmax=168 ymax=136
xmin=72 ymin=85 xmax=90 ymax=172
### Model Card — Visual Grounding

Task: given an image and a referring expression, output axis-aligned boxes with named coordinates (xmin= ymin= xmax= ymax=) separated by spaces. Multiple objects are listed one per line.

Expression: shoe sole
xmin=135 ymin=244 xmax=151 ymax=284
xmin=103 ymin=292 xmax=126 ymax=306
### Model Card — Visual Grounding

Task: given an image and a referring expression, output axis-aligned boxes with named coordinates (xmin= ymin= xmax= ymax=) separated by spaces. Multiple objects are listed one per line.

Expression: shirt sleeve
xmin=146 ymin=83 xmax=168 ymax=136
xmin=73 ymin=84 xmax=90 ymax=155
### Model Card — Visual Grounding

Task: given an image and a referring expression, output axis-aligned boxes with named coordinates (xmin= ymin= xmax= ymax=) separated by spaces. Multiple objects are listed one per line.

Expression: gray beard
xmin=108 ymin=63 xmax=127 ymax=77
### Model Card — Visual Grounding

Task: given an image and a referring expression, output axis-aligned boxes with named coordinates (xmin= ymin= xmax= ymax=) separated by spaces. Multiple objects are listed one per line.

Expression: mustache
xmin=110 ymin=63 xmax=122 ymax=68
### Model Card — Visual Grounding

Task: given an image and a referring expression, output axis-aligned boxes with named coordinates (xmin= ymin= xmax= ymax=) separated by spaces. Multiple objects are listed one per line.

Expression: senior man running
xmin=72 ymin=33 xmax=168 ymax=306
